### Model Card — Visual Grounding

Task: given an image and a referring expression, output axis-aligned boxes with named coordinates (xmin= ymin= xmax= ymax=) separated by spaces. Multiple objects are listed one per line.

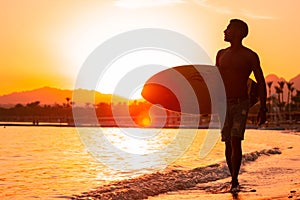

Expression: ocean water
xmin=0 ymin=127 xmax=282 ymax=199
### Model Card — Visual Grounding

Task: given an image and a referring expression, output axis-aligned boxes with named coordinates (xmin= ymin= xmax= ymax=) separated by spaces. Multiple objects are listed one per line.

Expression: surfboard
xmin=141 ymin=64 xmax=259 ymax=114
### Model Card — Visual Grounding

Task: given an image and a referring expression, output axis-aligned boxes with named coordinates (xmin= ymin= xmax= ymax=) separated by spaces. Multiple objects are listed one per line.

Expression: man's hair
xmin=230 ymin=19 xmax=248 ymax=38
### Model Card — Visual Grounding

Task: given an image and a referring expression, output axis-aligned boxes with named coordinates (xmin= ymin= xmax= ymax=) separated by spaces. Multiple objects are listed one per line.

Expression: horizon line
xmin=1 ymin=72 xmax=299 ymax=97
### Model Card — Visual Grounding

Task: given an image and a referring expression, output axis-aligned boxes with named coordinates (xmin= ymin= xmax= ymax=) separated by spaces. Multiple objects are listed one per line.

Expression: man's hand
xmin=257 ymin=108 xmax=267 ymax=125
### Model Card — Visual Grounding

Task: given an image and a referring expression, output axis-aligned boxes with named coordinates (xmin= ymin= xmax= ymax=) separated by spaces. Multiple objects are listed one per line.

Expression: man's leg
xmin=225 ymin=140 xmax=233 ymax=176
xmin=231 ymin=136 xmax=242 ymax=188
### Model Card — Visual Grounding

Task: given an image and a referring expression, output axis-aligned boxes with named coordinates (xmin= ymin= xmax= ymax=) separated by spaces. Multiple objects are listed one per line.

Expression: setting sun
xmin=141 ymin=116 xmax=152 ymax=127
xmin=136 ymin=112 xmax=152 ymax=127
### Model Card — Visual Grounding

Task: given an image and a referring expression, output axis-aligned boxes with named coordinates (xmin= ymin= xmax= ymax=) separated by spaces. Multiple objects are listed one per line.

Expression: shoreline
xmin=149 ymin=132 xmax=300 ymax=200
xmin=71 ymin=130 xmax=300 ymax=200
xmin=72 ymin=148 xmax=282 ymax=200
xmin=1 ymin=122 xmax=300 ymax=131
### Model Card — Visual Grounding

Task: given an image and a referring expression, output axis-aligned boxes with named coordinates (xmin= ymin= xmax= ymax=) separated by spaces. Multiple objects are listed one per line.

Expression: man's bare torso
xmin=217 ymin=46 xmax=257 ymax=99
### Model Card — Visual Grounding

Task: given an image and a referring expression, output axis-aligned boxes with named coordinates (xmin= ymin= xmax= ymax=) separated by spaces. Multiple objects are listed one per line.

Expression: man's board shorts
xmin=221 ymin=98 xmax=250 ymax=141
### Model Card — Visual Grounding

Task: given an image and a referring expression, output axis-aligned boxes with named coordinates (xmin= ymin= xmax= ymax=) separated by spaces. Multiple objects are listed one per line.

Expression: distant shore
xmin=1 ymin=122 xmax=300 ymax=131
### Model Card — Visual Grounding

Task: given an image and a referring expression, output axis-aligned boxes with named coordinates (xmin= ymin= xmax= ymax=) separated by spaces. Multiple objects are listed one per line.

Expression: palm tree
xmin=66 ymin=97 xmax=71 ymax=107
xmin=274 ymin=86 xmax=281 ymax=102
xmin=292 ymin=90 xmax=300 ymax=111
xmin=286 ymin=82 xmax=294 ymax=123
xmin=274 ymin=86 xmax=282 ymax=111
xmin=286 ymin=82 xmax=294 ymax=106
xmin=267 ymin=81 xmax=273 ymax=97
xmin=290 ymin=87 xmax=295 ymax=103
xmin=277 ymin=81 xmax=285 ymax=105
xmin=267 ymin=81 xmax=273 ymax=113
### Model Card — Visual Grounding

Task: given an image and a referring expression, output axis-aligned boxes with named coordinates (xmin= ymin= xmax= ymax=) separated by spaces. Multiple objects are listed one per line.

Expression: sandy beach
xmin=73 ymin=130 xmax=300 ymax=200
xmin=149 ymin=131 xmax=300 ymax=200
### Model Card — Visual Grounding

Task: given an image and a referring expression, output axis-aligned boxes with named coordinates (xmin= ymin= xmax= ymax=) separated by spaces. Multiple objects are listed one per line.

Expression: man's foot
xmin=230 ymin=181 xmax=240 ymax=193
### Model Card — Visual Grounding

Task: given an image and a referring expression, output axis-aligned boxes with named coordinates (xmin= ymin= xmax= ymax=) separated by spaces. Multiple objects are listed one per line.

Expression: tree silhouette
xmin=290 ymin=87 xmax=295 ymax=103
xmin=267 ymin=81 xmax=273 ymax=112
xmin=274 ymin=86 xmax=282 ymax=111
xmin=26 ymin=101 xmax=40 ymax=108
xmin=286 ymin=82 xmax=294 ymax=122
xmin=286 ymin=82 xmax=294 ymax=106
xmin=277 ymin=81 xmax=285 ymax=107
xmin=65 ymin=97 xmax=71 ymax=107
xmin=267 ymin=81 xmax=273 ymax=97
xmin=292 ymin=90 xmax=300 ymax=110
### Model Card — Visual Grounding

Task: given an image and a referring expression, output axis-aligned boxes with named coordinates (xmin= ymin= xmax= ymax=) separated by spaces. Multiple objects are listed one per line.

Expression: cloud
xmin=241 ymin=9 xmax=277 ymax=20
xmin=114 ymin=0 xmax=277 ymax=20
xmin=114 ymin=0 xmax=185 ymax=9
xmin=193 ymin=0 xmax=233 ymax=15
xmin=192 ymin=0 xmax=277 ymax=20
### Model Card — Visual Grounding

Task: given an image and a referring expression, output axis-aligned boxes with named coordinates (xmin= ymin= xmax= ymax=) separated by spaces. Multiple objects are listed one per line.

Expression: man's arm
xmin=215 ymin=49 xmax=224 ymax=66
xmin=251 ymin=52 xmax=267 ymax=124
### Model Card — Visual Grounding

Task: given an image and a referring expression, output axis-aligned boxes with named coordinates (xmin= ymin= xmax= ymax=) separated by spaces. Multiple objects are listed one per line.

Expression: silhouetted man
xmin=216 ymin=19 xmax=267 ymax=193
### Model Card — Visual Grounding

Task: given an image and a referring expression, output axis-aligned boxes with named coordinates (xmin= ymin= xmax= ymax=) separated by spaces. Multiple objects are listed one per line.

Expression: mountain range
xmin=0 ymin=87 xmax=128 ymax=108
xmin=0 ymin=74 xmax=299 ymax=108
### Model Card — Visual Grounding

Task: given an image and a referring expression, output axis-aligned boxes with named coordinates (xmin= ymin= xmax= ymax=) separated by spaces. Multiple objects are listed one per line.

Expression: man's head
xmin=224 ymin=19 xmax=248 ymax=42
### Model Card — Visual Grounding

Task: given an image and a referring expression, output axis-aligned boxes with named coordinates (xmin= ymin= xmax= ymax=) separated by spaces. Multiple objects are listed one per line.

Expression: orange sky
xmin=1 ymin=0 xmax=300 ymax=96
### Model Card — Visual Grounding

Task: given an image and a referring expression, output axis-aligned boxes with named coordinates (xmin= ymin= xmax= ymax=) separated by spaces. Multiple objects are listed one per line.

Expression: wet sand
xmin=72 ymin=148 xmax=283 ymax=200
xmin=72 ymin=131 xmax=300 ymax=200
xmin=149 ymin=131 xmax=300 ymax=200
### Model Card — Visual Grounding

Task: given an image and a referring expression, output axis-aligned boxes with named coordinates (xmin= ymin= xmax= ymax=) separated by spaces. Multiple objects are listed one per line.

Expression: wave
xmin=72 ymin=147 xmax=281 ymax=200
